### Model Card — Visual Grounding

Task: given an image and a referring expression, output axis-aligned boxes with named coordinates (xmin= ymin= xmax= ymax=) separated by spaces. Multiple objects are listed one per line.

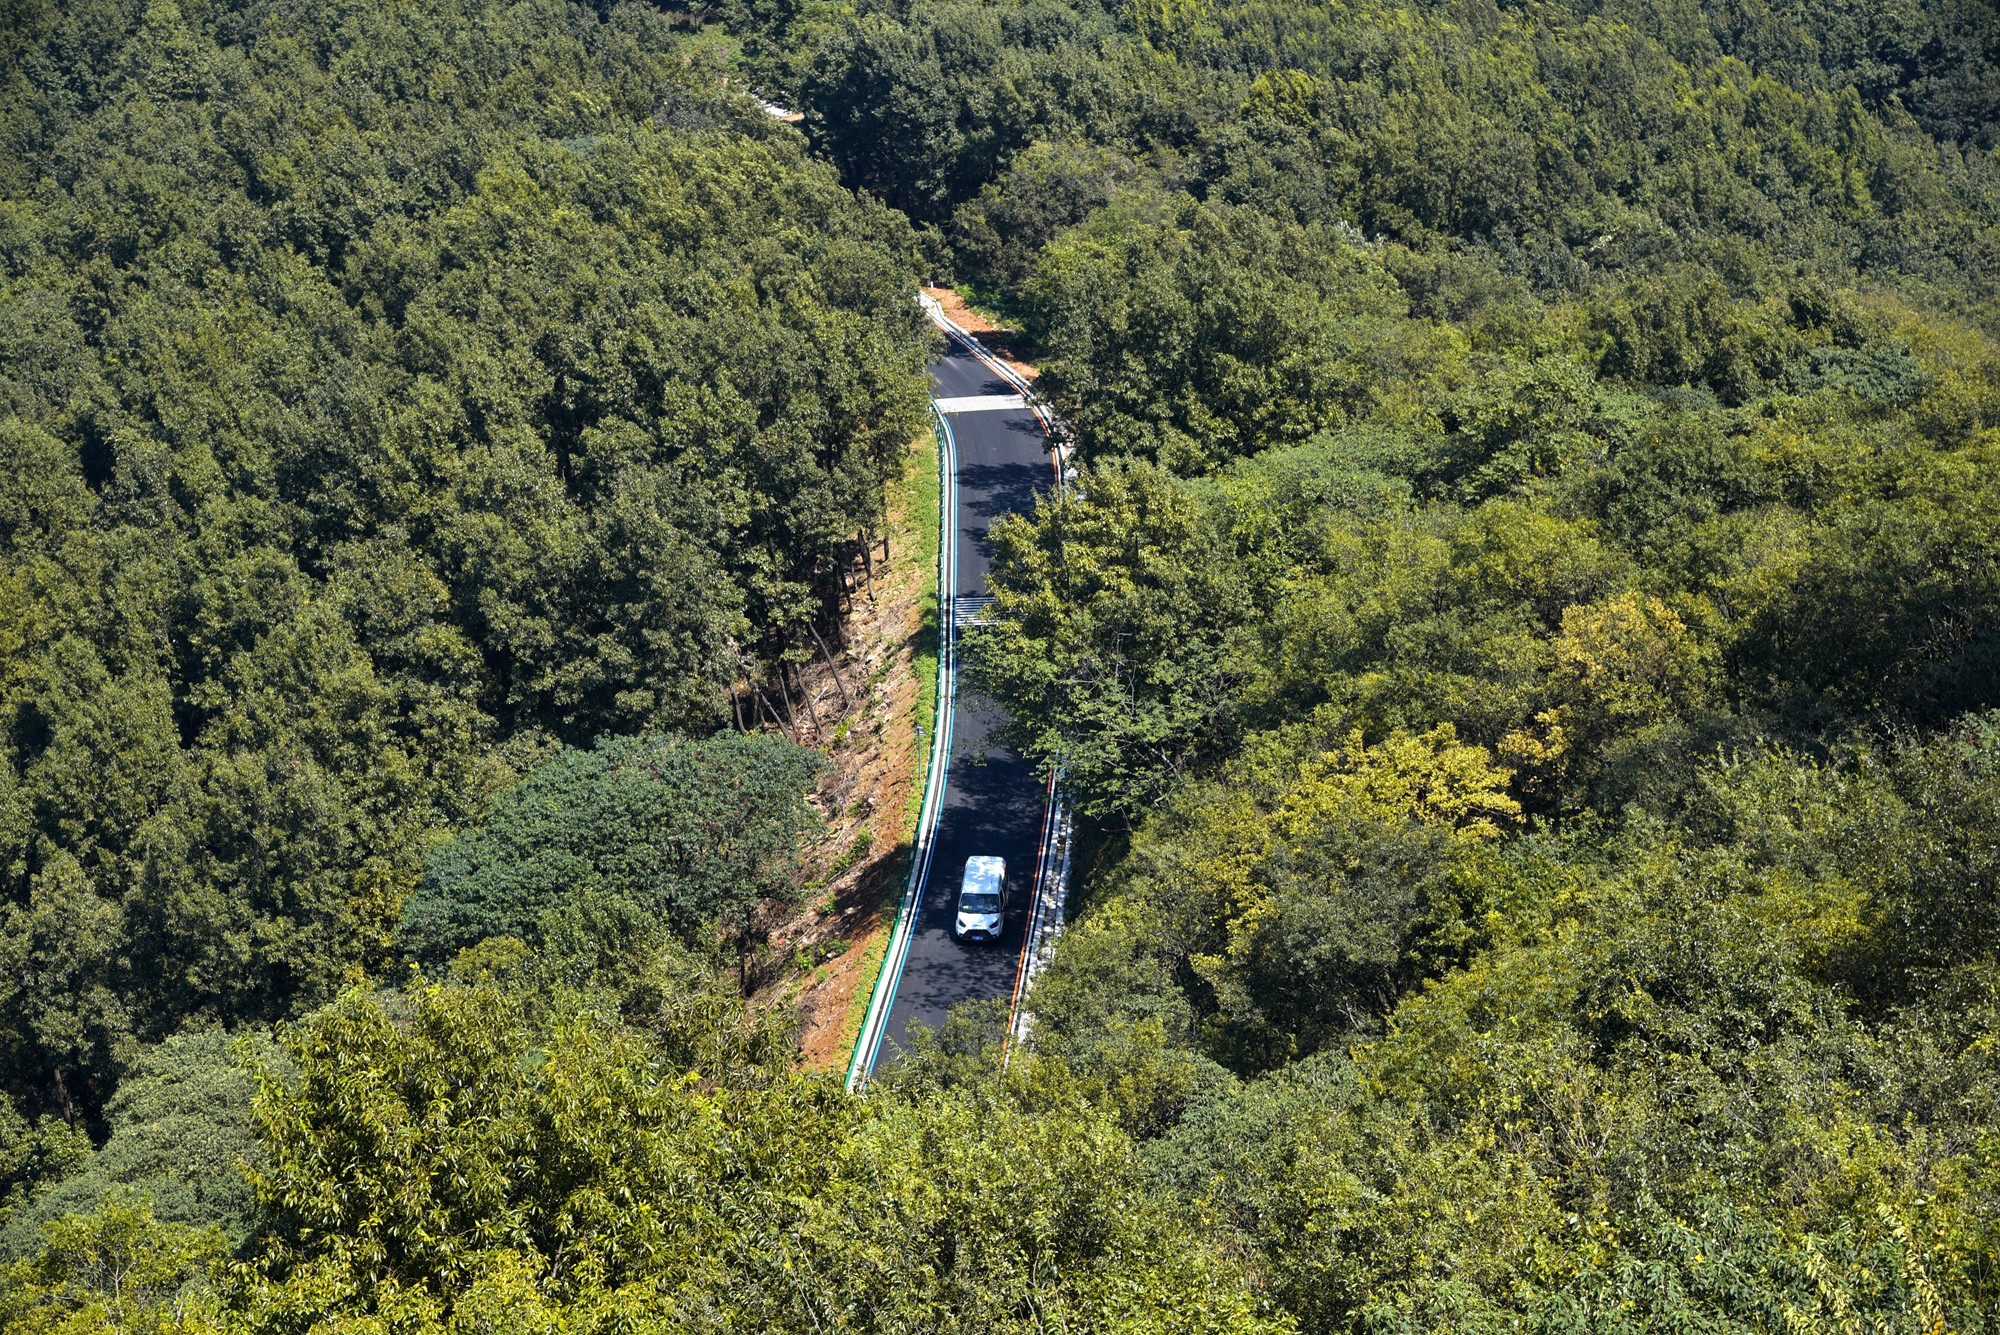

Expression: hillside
xmin=2 ymin=0 xmax=1997 ymax=1330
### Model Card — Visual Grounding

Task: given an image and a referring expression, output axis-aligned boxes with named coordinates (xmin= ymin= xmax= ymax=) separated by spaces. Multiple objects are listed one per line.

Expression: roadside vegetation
xmin=2 ymin=0 xmax=1998 ymax=1329
xmin=796 ymin=0 xmax=2000 ymax=1322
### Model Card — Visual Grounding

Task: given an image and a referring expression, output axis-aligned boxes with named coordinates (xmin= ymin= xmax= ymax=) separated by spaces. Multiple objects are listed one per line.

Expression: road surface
xmin=860 ymin=334 xmax=1055 ymax=1078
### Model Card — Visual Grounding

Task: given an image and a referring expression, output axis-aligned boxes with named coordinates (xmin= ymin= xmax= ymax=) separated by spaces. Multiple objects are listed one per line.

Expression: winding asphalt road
xmin=860 ymin=334 xmax=1056 ymax=1078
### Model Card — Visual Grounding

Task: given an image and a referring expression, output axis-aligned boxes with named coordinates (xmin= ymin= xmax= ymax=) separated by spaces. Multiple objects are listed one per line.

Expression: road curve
xmin=859 ymin=332 xmax=1058 ymax=1080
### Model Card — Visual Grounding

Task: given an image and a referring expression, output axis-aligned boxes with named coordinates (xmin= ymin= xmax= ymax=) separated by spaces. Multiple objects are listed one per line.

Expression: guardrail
xmin=916 ymin=294 xmax=1076 ymax=1065
xmin=1007 ymin=767 xmax=1072 ymax=1056
xmin=844 ymin=402 xmax=959 ymax=1091
xmin=845 ymin=294 xmax=1074 ymax=1088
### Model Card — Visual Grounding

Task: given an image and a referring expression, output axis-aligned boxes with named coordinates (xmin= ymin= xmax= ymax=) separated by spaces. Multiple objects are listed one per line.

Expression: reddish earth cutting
xmin=923 ymin=287 xmax=1041 ymax=385
xmin=751 ymin=436 xmax=935 ymax=1070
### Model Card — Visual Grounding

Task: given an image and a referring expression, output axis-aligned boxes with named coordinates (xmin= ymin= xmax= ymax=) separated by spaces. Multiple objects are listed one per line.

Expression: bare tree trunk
xmin=797 ymin=663 xmax=825 ymax=735
xmin=809 ymin=623 xmax=852 ymax=708
xmin=755 ymin=688 xmax=789 ymax=739
xmin=728 ymin=685 xmax=744 ymax=732
xmin=770 ymin=669 xmax=800 ymax=732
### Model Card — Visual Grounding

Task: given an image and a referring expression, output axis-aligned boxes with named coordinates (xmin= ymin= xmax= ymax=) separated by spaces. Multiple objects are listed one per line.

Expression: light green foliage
xmin=1031 ymin=722 xmax=2000 ymax=1328
xmin=105 ymin=983 xmax=1285 ymax=1333
xmin=0 ymin=1198 xmax=220 ymax=1335
xmin=593 ymin=940 xmax=809 ymax=1087
xmin=1032 ymin=720 xmax=1521 ymax=1075
xmin=1692 ymin=713 xmax=2000 ymax=994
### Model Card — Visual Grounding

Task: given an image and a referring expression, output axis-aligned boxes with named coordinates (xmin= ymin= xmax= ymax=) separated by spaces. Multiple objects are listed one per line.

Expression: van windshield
xmin=960 ymin=892 xmax=1001 ymax=913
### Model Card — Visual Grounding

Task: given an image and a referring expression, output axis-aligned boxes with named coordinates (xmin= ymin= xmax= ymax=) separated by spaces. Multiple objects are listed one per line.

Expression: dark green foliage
xmin=964 ymin=457 xmax=1256 ymax=821
xmin=797 ymin=1 xmax=1129 ymax=226
xmin=4 ymin=0 xmax=2000 ymax=1325
xmin=0 ymin=0 xmax=928 ymax=1127
xmin=1026 ymin=201 xmax=1412 ymax=472
xmin=398 ymin=732 xmax=826 ymax=965
xmin=0 ymin=1029 xmax=274 ymax=1259
xmin=1222 ymin=814 xmax=1477 ymax=1055
xmin=0 ymin=1100 xmax=89 ymax=1231
xmin=951 ymin=140 xmax=1139 ymax=294
xmin=781 ymin=0 xmax=1999 ymax=330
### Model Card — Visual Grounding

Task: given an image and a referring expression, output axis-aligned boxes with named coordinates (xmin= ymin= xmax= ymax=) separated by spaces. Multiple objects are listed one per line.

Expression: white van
xmin=953 ymin=856 xmax=1010 ymax=943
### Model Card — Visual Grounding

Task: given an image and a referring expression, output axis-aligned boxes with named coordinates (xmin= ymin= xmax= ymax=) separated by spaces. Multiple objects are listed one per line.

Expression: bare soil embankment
xmin=749 ymin=427 xmax=939 ymax=1070
xmin=923 ymin=287 xmax=1041 ymax=385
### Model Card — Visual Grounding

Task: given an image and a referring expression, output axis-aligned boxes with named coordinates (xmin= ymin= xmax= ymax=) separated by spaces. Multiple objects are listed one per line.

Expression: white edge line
xmin=920 ymin=293 xmax=1077 ymax=1060
xmin=845 ymin=403 xmax=959 ymax=1090
xmin=916 ymin=295 xmax=1079 ymax=1059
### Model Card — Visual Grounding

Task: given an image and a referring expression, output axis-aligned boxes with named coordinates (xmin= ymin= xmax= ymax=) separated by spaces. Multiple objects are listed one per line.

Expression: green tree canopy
xmin=398 ymin=732 xmax=826 ymax=967
xmin=0 ymin=0 xmax=929 ymax=1128
xmin=0 ymin=1028 xmax=274 ymax=1260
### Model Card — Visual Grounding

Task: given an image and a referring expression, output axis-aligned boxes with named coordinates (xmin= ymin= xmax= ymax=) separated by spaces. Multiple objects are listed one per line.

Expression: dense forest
xmin=0 ymin=0 xmax=928 ymax=1128
xmin=3 ymin=0 xmax=1999 ymax=1329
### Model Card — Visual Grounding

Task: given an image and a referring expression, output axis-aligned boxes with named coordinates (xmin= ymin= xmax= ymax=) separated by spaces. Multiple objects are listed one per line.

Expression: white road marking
xmin=933 ymin=393 xmax=1027 ymax=414
xmin=953 ymin=595 xmax=997 ymax=627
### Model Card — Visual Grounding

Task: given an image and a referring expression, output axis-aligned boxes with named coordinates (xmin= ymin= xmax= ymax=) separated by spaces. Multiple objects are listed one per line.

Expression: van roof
xmin=961 ymin=856 xmax=1005 ymax=892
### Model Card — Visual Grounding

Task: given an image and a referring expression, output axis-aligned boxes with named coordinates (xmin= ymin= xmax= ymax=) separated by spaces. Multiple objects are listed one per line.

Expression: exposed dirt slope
xmin=923 ymin=287 xmax=1040 ymax=384
xmin=750 ymin=428 xmax=939 ymax=1070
